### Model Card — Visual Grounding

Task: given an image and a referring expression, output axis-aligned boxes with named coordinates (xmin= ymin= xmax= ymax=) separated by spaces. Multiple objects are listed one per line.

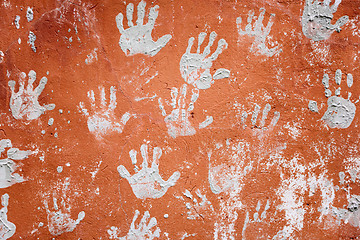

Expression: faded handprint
xmin=0 ymin=139 xmax=32 ymax=188
xmin=179 ymin=189 xmax=213 ymax=220
xmin=108 ymin=210 xmax=160 ymax=240
xmin=8 ymin=70 xmax=55 ymax=120
xmin=79 ymin=86 xmax=131 ymax=139
xmin=0 ymin=194 xmax=16 ymax=240
xmin=43 ymin=197 xmax=85 ymax=236
xmin=237 ymin=8 xmax=281 ymax=57
xmin=158 ymin=84 xmax=213 ymax=138
xmin=180 ymin=32 xmax=229 ymax=89
xmin=242 ymin=200 xmax=270 ymax=237
xmin=117 ymin=143 xmax=180 ymax=199
xmin=302 ymin=0 xmax=349 ymax=41
xmin=115 ymin=0 xmax=171 ymax=56
xmin=309 ymin=69 xmax=358 ymax=128
xmin=241 ymin=103 xmax=280 ymax=130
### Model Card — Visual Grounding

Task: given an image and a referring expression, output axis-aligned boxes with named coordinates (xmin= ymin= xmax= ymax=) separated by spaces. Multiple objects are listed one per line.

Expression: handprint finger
xmin=131 ymin=210 xmax=140 ymax=230
xmin=213 ymin=68 xmax=230 ymax=80
xmin=158 ymin=98 xmax=167 ymax=116
xmin=146 ymin=217 xmax=157 ymax=231
xmin=347 ymin=73 xmax=353 ymax=87
xmin=100 ymin=86 xmax=106 ymax=107
xmin=251 ymin=104 xmax=261 ymax=126
xmin=75 ymin=211 xmax=85 ymax=224
xmin=27 ymin=70 xmax=36 ymax=89
xmin=115 ymin=13 xmax=125 ymax=34
xmin=197 ymin=32 xmax=207 ymax=54
xmin=148 ymin=5 xmax=159 ymax=27
xmin=178 ymin=84 xmax=187 ymax=109
xmin=117 ymin=165 xmax=131 ymax=179
xmin=264 ymin=14 xmax=276 ymax=36
xmin=186 ymin=37 xmax=195 ymax=54
xmin=44 ymin=104 xmax=55 ymax=111
xmin=126 ymin=3 xmax=134 ymax=27
xmin=34 ymin=77 xmax=48 ymax=96
xmin=245 ymin=10 xmax=255 ymax=33
xmin=331 ymin=0 xmax=342 ymax=12
xmin=8 ymin=81 xmax=16 ymax=94
xmin=170 ymin=87 xmax=178 ymax=109
xmin=187 ymin=88 xmax=199 ymax=112
xmin=270 ymin=111 xmax=280 ymax=127
xmin=87 ymin=90 xmax=96 ymax=109
xmin=202 ymin=31 xmax=216 ymax=57
xmin=167 ymin=171 xmax=181 ymax=186
xmin=129 ymin=149 xmax=137 ymax=165
xmin=120 ymin=112 xmax=131 ymax=126
xmin=151 ymin=34 xmax=172 ymax=56
xmin=140 ymin=144 xmax=149 ymax=168
xmin=334 ymin=15 xmax=349 ymax=30
xmin=199 ymin=116 xmax=213 ymax=129
xmin=108 ymin=86 xmax=117 ymax=110
xmin=152 ymin=147 xmax=162 ymax=166
xmin=136 ymin=0 xmax=146 ymax=26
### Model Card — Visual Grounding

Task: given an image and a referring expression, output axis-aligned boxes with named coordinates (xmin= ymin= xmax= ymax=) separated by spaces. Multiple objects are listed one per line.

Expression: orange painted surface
xmin=0 ymin=0 xmax=359 ymax=239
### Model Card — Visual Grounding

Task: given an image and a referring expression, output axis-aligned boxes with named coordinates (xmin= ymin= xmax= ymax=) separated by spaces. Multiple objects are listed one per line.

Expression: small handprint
xmin=108 ymin=210 xmax=160 ymax=240
xmin=0 ymin=139 xmax=32 ymax=189
xmin=311 ymin=69 xmax=358 ymax=129
xmin=242 ymin=200 xmax=270 ymax=237
xmin=302 ymin=0 xmax=349 ymax=41
xmin=241 ymin=103 xmax=280 ymax=130
xmin=180 ymin=31 xmax=230 ymax=89
xmin=117 ymin=143 xmax=180 ymax=199
xmin=115 ymin=0 xmax=171 ymax=56
xmin=0 ymin=194 xmax=16 ymax=240
xmin=43 ymin=197 xmax=85 ymax=236
xmin=79 ymin=86 xmax=131 ymax=139
xmin=181 ymin=189 xmax=213 ymax=220
xmin=237 ymin=8 xmax=281 ymax=57
xmin=158 ymin=84 xmax=213 ymax=138
xmin=8 ymin=70 xmax=55 ymax=120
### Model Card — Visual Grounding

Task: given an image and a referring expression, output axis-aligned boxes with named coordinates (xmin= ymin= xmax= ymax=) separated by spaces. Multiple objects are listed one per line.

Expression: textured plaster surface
xmin=0 ymin=0 xmax=359 ymax=239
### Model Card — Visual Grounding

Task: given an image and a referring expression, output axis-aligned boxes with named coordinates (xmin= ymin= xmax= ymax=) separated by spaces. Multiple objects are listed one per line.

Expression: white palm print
xmin=302 ymin=0 xmax=349 ymax=41
xmin=236 ymin=8 xmax=281 ymax=57
xmin=180 ymin=31 xmax=230 ymax=90
xmin=158 ymin=84 xmax=213 ymax=138
xmin=108 ymin=210 xmax=160 ymax=240
xmin=8 ymin=70 xmax=55 ymax=120
xmin=43 ymin=197 xmax=85 ymax=236
xmin=79 ymin=86 xmax=131 ymax=139
xmin=115 ymin=0 xmax=172 ymax=56
xmin=117 ymin=143 xmax=180 ymax=199
xmin=320 ymin=69 xmax=357 ymax=128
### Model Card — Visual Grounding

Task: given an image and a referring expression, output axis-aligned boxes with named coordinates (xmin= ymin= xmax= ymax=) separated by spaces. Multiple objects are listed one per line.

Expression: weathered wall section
xmin=0 ymin=0 xmax=359 ymax=239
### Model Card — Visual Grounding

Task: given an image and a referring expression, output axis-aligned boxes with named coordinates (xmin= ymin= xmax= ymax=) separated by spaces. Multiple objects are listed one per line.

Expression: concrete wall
xmin=0 ymin=0 xmax=359 ymax=239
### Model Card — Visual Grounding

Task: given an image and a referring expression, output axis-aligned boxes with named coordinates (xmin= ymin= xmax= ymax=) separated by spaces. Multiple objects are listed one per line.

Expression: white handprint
xmin=0 ymin=194 xmax=16 ymax=240
xmin=117 ymin=143 xmax=180 ymax=199
xmin=43 ymin=197 xmax=85 ymax=236
xmin=0 ymin=139 xmax=32 ymax=189
xmin=108 ymin=210 xmax=160 ymax=240
xmin=115 ymin=0 xmax=171 ymax=56
xmin=180 ymin=31 xmax=230 ymax=90
xmin=242 ymin=200 xmax=271 ymax=238
xmin=237 ymin=8 xmax=281 ymax=57
xmin=319 ymin=69 xmax=357 ymax=128
xmin=302 ymin=0 xmax=349 ymax=41
xmin=158 ymin=84 xmax=213 ymax=138
xmin=180 ymin=189 xmax=213 ymax=220
xmin=79 ymin=86 xmax=131 ymax=139
xmin=8 ymin=70 xmax=55 ymax=120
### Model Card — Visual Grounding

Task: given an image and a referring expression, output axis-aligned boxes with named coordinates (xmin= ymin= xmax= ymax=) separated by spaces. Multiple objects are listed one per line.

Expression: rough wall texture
xmin=0 ymin=0 xmax=359 ymax=239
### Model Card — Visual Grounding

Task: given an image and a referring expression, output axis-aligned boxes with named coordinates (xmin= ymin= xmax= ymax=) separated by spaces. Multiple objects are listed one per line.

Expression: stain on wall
xmin=0 ymin=0 xmax=359 ymax=239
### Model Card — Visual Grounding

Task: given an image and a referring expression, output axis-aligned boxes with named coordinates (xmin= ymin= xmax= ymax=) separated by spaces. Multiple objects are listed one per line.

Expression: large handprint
xmin=79 ymin=86 xmax=131 ymax=139
xmin=117 ymin=143 xmax=180 ymax=199
xmin=8 ymin=70 xmax=55 ymax=120
xmin=158 ymin=84 xmax=213 ymax=138
xmin=180 ymin=32 xmax=230 ymax=89
xmin=115 ymin=0 xmax=172 ymax=56
xmin=302 ymin=0 xmax=349 ymax=41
